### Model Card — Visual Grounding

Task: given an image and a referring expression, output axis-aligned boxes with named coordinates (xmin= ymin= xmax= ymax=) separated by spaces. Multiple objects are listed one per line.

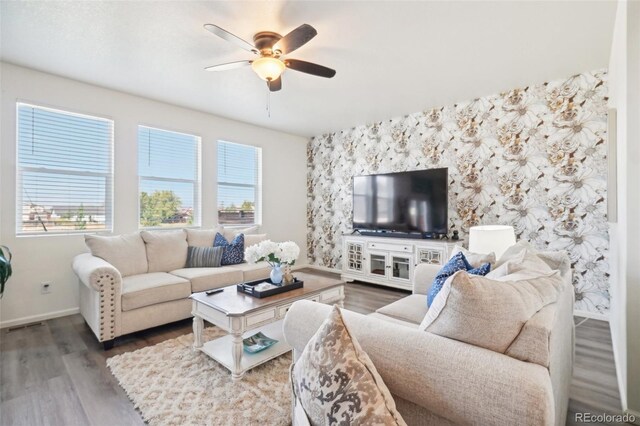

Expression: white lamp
xmin=468 ymin=225 xmax=516 ymax=259
xmin=251 ymin=57 xmax=286 ymax=81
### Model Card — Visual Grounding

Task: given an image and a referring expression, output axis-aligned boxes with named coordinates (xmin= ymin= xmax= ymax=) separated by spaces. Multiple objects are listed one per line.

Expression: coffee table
xmin=189 ymin=271 xmax=345 ymax=380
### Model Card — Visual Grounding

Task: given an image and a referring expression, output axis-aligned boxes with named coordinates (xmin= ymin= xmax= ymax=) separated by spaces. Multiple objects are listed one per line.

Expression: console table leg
xmin=193 ymin=316 xmax=204 ymax=349
xmin=231 ymin=332 xmax=244 ymax=381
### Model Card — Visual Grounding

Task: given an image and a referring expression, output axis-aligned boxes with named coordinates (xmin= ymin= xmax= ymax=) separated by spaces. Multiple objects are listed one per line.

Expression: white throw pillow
xmin=419 ymin=270 xmax=563 ymax=353
xmin=487 ymin=249 xmax=554 ymax=281
xmin=85 ymin=233 xmax=148 ymax=277
xmin=449 ymin=245 xmax=496 ymax=268
xmin=140 ymin=230 xmax=188 ymax=273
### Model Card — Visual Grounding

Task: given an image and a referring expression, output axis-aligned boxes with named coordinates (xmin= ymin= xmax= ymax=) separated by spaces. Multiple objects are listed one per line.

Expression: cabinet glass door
xmin=391 ymin=255 xmax=411 ymax=281
xmin=369 ymin=253 xmax=387 ymax=277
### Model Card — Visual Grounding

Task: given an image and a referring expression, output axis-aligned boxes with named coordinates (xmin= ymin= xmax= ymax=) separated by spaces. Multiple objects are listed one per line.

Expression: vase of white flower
xmin=244 ymin=240 xmax=300 ymax=286
xmin=270 ymin=264 xmax=283 ymax=284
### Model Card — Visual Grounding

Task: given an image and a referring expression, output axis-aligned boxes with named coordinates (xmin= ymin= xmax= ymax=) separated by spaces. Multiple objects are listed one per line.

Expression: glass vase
xmin=270 ymin=264 xmax=283 ymax=285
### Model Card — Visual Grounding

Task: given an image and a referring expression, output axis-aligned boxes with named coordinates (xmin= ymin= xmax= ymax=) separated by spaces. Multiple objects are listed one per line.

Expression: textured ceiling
xmin=0 ymin=1 xmax=617 ymax=137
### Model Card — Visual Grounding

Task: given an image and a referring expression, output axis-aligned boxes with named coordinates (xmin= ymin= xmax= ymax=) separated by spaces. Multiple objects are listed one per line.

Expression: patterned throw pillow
xmin=427 ymin=251 xmax=491 ymax=307
xmin=186 ymin=246 xmax=223 ymax=268
xmin=213 ymin=233 xmax=244 ymax=265
xmin=291 ymin=306 xmax=407 ymax=426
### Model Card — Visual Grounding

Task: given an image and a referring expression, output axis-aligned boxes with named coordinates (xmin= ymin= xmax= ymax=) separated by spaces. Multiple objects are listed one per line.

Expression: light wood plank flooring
xmin=0 ymin=272 xmax=625 ymax=425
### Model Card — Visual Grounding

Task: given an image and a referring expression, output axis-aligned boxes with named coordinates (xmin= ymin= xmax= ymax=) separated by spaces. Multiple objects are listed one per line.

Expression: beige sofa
xmin=283 ymin=256 xmax=574 ymax=426
xmin=72 ymin=228 xmax=270 ymax=349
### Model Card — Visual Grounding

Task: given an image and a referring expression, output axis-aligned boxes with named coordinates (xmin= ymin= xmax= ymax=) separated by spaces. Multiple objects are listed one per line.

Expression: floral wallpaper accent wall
xmin=307 ymin=70 xmax=610 ymax=315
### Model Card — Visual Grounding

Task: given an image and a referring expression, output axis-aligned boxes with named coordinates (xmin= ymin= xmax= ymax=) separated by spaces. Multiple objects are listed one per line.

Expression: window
xmin=138 ymin=126 xmax=200 ymax=228
xmin=16 ymin=103 xmax=113 ymax=235
xmin=217 ymin=141 xmax=262 ymax=225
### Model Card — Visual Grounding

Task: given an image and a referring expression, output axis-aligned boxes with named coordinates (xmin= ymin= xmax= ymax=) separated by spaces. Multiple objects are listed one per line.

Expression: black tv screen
xmin=352 ymin=168 xmax=448 ymax=234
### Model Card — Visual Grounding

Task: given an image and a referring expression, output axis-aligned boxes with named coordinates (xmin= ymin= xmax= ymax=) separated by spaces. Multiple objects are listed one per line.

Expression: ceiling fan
xmin=203 ymin=23 xmax=336 ymax=92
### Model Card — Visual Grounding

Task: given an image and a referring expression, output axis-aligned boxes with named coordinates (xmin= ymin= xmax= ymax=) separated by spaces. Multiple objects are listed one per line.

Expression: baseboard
xmin=624 ymin=409 xmax=640 ymax=425
xmin=0 ymin=307 xmax=80 ymax=329
xmin=574 ymin=309 xmax=609 ymax=322
xmin=303 ymin=264 xmax=342 ymax=274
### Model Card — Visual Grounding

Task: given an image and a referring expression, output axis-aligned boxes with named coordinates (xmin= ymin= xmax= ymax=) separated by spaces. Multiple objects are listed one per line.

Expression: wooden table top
xmin=190 ymin=271 xmax=345 ymax=316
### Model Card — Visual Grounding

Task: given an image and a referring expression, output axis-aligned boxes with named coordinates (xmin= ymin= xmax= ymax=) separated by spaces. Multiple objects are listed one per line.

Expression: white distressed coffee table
xmin=190 ymin=271 xmax=345 ymax=380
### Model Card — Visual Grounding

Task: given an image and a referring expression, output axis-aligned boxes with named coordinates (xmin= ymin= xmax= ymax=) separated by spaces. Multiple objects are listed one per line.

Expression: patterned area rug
xmin=107 ymin=327 xmax=292 ymax=426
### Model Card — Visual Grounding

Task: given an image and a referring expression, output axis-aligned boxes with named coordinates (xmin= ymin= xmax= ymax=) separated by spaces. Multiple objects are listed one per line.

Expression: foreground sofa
xmin=72 ymin=228 xmax=270 ymax=349
xmin=283 ymin=253 xmax=574 ymax=426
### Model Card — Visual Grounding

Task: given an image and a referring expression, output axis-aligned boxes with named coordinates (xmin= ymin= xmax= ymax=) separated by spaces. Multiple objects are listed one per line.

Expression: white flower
xmin=245 ymin=240 xmax=300 ymax=265
xmin=244 ymin=244 xmax=260 ymax=264
xmin=278 ymin=241 xmax=300 ymax=264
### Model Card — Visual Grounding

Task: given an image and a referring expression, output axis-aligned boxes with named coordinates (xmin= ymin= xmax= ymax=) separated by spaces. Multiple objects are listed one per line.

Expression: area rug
xmin=107 ymin=327 xmax=292 ymax=426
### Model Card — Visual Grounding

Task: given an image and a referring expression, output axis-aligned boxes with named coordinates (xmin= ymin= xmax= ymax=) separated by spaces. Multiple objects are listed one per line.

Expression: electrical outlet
xmin=40 ymin=281 xmax=52 ymax=294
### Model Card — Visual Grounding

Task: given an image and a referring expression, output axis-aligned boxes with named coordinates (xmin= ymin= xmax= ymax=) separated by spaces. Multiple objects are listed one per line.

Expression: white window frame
xmin=217 ymin=140 xmax=262 ymax=227
xmin=137 ymin=125 xmax=202 ymax=229
xmin=15 ymin=102 xmax=114 ymax=236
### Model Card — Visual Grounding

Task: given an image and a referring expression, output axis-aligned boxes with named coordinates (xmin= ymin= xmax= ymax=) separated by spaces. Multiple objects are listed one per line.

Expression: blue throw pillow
xmin=426 ymin=252 xmax=491 ymax=307
xmin=214 ymin=233 xmax=244 ymax=266
xmin=468 ymin=262 xmax=492 ymax=276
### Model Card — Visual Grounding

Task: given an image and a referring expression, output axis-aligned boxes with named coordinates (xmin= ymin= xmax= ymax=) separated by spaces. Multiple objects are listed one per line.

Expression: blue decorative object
xmin=270 ymin=263 xmax=283 ymax=284
xmin=214 ymin=233 xmax=245 ymax=265
xmin=426 ymin=252 xmax=491 ymax=307
xmin=468 ymin=262 xmax=492 ymax=276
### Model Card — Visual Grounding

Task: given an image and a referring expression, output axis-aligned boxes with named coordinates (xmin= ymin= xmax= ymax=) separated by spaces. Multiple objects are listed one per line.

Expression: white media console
xmin=341 ymin=234 xmax=459 ymax=291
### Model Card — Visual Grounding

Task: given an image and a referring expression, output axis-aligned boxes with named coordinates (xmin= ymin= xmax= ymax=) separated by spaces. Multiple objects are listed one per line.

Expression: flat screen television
xmin=352 ymin=168 xmax=448 ymax=236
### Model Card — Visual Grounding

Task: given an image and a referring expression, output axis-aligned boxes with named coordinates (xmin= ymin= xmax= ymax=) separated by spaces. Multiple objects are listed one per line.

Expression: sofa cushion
xmin=214 ymin=233 xmax=244 ymax=266
xmin=291 ymin=305 xmax=407 ymax=426
xmin=121 ymin=272 xmax=190 ymax=311
xmin=184 ymin=227 xmax=223 ymax=247
xmin=171 ymin=267 xmax=243 ymax=292
xmin=186 ymin=246 xmax=223 ymax=268
xmin=85 ymin=232 xmax=148 ymax=277
xmin=419 ymin=270 xmax=563 ymax=353
xmin=505 ymin=303 xmax=556 ymax=367
xmin=449 ymin=245 xmax=496 ymax=268
xmin=244 ymin=233 xmax=268 ymax=250
xmin=367 ymin=312 xmax=421 ymax=329
xmin=222 ymin=225 xmax=258 ymax=242
xmin=227 ymin=261 xmax=271 ymax=282
xmin=141 ymin=230 xmax=188 ymax=273
xmin=375 ymin=294 xmax=429 ymax=325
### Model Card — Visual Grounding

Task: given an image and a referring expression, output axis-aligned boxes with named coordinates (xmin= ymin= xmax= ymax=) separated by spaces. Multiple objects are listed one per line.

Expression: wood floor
xmin=0 ymin=272 xmax=626 ymax=426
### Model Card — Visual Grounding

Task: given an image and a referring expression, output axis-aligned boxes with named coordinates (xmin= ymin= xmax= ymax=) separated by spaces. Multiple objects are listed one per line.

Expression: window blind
xmin=138 ymin=126 xmax=200 ymax=228
xmin=16 ymin=103 xmax=113 ymax=234
xmin=217 ymin=140 xmax=262 ymax=225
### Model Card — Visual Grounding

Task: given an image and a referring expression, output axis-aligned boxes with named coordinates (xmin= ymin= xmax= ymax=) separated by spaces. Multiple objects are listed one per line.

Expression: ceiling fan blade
xmin=204 ymin=60 xmax=252 ymax=72
xmin=272 ymin=24 xmax=317 ymax=55
xmin=204 ymin=24 xmax=258 ymax=54
xmin=285 ymin=59 xmax=336 ymax=78
xmin=268 ymin=77 xmax=282 ymax=92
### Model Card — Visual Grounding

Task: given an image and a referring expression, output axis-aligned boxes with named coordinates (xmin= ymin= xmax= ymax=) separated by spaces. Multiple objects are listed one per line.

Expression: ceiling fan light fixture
xmin=251 ymin=57 xmax=286 ymax=81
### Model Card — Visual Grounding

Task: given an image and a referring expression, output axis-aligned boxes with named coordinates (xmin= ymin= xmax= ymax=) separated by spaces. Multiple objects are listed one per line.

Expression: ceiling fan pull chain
xmin=267 ymin=82 xmax=271 ymax=118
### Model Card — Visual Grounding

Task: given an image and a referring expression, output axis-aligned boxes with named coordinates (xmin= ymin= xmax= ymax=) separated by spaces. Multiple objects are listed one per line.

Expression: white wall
xmin=608 ymin=0 xmax=628 ymax=411
xmin=0 ymin=62 xmax=309 ymax=327
xmin=607 ymin=0 xmax=640 ymax=417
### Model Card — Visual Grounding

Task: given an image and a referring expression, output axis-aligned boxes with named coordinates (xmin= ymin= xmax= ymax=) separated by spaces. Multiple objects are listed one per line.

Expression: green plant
xmin=0 ymin=245 xmax=12 ymax=298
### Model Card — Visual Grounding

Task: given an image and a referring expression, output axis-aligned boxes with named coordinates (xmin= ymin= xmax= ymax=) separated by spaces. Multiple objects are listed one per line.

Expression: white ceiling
xmin=1 ymin=1 xmax=617 ymax=137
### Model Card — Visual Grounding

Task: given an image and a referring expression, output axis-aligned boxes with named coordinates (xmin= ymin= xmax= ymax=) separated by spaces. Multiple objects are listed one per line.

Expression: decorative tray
xmin=243 ymin=332 xmax=278 ymax=354
xmin=237 ymin=277 xmax=304 ymax=298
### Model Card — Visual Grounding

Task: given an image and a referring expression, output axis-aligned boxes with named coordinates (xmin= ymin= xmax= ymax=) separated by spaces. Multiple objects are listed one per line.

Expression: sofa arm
xmin=284 ymin=301 xmax=555 ymax=426
xmin=72 ymin=253 xmax=122 ymax=291
xmin=72 ymin=253 xmax=123 ymax=342
xmin=413 ymin=263 xmax=440 ymax=295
